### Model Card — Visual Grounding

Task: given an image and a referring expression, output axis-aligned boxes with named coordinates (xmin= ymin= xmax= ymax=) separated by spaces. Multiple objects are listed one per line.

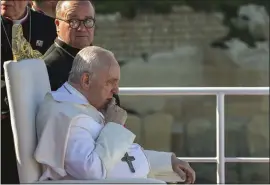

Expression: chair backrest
xmin=4 ymin=59 xmax=51 ymax=183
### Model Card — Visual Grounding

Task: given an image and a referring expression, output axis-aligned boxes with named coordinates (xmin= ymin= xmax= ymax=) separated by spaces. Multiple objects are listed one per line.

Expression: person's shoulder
xmin=31 ymin=9 xmax=55 ymax=25
xmin=31 ymin=9 xmax=53 ymax=20
xmin=43 ymin=44 xmax=62 ymax=65
xmin=39 ymin=96 xmax=88 ymax=119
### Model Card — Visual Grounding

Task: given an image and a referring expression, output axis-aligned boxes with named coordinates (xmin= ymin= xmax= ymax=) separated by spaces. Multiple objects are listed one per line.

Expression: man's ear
xmin=55 ymin=19 xmax=60 ymax=32
xmin=81 ymin=73 xmax=92 ymax=89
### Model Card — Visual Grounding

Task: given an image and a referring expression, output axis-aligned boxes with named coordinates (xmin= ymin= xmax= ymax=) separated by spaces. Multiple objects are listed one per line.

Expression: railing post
xmin=216 ymin=93 xmax=225 ymax=184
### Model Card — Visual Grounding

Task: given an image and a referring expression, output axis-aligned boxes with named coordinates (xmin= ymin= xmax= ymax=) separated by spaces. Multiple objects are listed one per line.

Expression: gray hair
xmin=68 ymin=46 xmax=115 ymax=83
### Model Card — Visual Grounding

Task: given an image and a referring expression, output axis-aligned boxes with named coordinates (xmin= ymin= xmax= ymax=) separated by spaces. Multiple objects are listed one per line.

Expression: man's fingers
xmin=183 ymin=167 xmax=196 ymax=184
xmin=185 ymin=171 xmax=193 ymax=184
xmin=191 ymin=168 xmax=196 ymax=183
xmin=107 ymin=98 xmax=116 ymax=108
xmin=175 ymin=167 xmax=186 ymax=181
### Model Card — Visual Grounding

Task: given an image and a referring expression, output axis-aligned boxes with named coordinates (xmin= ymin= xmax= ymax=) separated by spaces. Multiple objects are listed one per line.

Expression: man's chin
xmin=98 ymin=100 xmax=108 ymax=111
xmin=73 ymin=41 xmax=91 ymax=49
xmin=103 ymin=99 xmax=112 ymax=109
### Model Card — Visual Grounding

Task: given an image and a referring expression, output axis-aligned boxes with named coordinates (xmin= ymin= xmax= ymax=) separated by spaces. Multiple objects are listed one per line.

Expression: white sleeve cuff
xmin=144 ymin=150 xmax=184 ymax=182
xmin=95 ymin=122 xmax=136 ymax=173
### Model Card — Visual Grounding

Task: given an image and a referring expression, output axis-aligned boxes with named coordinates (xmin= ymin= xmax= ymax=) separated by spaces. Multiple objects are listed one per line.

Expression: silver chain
xmin=54 ymin=41 xmax=75 ymax=59
xmin=1 ymin=8 xmax=32 ymax=51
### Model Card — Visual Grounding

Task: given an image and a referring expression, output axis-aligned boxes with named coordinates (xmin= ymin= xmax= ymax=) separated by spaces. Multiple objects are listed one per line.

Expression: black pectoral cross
xmin=121 ymin=152 xmax=135 ymax=173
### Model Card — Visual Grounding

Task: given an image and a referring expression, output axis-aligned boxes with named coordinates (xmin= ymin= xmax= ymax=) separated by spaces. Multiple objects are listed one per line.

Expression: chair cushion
xmin=4 ymin=59 xmax=51 ymax=183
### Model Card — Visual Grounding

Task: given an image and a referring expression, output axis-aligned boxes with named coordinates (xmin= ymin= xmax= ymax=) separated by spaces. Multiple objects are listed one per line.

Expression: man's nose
xmin=77 ymin=22 xmax=87 ymax=31
xmin=112 ymin=86 xmax=119 ymax=94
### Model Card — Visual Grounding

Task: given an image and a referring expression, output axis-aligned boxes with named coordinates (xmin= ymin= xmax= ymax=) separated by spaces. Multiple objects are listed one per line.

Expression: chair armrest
xmin=37 ymin=178 xmax=166 ymax=184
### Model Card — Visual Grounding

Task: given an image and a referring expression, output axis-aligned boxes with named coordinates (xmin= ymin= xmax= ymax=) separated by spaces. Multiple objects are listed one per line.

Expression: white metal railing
xmin=119 ymin=87 xmax=270 ymax=184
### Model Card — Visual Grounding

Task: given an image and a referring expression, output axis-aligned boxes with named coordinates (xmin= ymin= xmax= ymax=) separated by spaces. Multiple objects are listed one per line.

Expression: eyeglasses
xmin=57 ymin=17 xmax=96 ymax=29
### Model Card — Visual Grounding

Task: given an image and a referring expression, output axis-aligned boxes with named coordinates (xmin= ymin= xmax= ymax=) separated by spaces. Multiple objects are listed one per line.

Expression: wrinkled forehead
xmin=95 ymin=59 xmax=120 ymax=81
xmin=60 ymin=1 xmax=95 ymax=19
xmin=105 ymin=62 xmax=120 ymax=83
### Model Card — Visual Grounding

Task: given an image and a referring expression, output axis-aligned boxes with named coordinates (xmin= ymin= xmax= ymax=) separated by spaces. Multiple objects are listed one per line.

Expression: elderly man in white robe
xmin=34 ymin=46 xmax=196 ymax=183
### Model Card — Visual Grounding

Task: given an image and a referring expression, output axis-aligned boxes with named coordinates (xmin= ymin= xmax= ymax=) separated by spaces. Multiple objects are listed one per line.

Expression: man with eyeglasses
xmin=43 ymin=0 xmax=94 ymax=89
xmin=43 ymin=0 xmax=120 ymax=105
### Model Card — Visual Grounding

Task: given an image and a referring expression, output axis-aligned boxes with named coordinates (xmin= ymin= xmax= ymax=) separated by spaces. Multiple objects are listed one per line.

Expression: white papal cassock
xmin=34 ymin=82 xmax=183 ymax=182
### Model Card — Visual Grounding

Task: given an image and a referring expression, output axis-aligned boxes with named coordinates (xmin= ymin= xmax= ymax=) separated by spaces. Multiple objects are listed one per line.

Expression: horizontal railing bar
xmin=226 ymin=157 xmax=270 ymax=163
xmin=177 ymin=157 xmax=270 ymax=163
xmin=119 ymin=87 xmax=269 ymax=95
xmin=178 ymin=157 xmax=217 ymax=163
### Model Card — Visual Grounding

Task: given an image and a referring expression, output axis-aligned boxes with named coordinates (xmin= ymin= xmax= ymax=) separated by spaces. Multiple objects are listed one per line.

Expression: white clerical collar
xmin=13 ymin=7 xmax=29 ymax=24
xmin=58 ymin=37 xmax=63 ymax=41
xmin=51 ymin=82 xmax=105 ymax=118
xmin=52 ymin=82 xmax=89 ymax=104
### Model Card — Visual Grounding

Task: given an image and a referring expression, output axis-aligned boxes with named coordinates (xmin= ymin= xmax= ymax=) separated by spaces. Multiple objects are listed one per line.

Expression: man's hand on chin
xmin=104 ymin=97 xmax=127 ymax=125
xmin=171 ymin=153 xmax=196 ymax=184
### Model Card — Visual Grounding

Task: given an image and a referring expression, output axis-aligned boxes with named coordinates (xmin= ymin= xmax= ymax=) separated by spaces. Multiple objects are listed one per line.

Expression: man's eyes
xmin=106 ymin=80 xmax=117 ymax=85
xmin=106 ymin=80 xmax=114 ymax=84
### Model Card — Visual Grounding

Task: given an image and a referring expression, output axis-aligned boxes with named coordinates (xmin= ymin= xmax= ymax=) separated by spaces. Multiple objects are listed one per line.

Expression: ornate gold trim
xmin=12 ymin=24 xmax=43 ymax=61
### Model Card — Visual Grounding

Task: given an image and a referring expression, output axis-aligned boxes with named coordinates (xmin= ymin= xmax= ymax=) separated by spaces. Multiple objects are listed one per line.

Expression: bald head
xmin=56 ymin=0 xmax=95 ymax=19
xmin=68 ymin=46 xmax=119 ymax=84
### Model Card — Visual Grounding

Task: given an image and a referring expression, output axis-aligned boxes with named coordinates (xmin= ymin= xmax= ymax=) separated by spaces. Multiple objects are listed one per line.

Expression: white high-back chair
xmin=3 ymin=59 xmax=166 ymax=184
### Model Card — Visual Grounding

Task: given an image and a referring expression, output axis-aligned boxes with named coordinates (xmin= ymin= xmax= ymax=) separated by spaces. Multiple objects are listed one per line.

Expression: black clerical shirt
xmin=43 ymin=38 xmax=80 ymax=91
xmin=43 ymin=38 xmax=120 ymax=105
